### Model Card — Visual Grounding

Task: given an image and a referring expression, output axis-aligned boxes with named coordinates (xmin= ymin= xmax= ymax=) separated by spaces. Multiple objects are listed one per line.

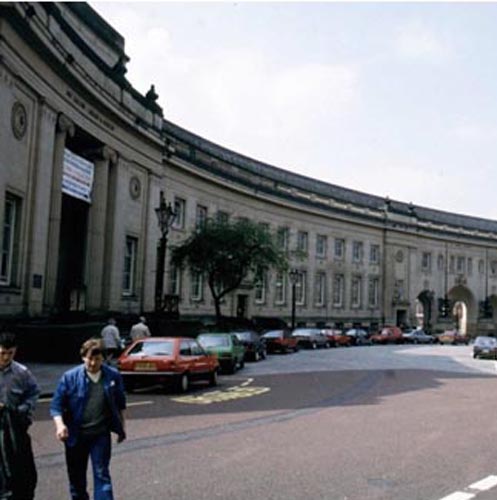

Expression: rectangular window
xmin=190 ymin=271 xmax=203 ymax=301
xmin=457 ymin=256 xmax=465 ymax=273
xmin=352 ymin=241 xmax=363 ymax=263
xmin=297 ymin=231 xmax=308 ymax=254
xmin=422 ymin=252 xmax=432 ymax=272
xmin=295 ymin=271 xmax=306 ymax=306
xmin=368 ymin=277 xmax=379 ymax=308
xmin=351 ymin=276 xmax=362 ymax=308
xmin=195 ymin=204 xmax=208 ymax=229
xmin=122 ymin=236 xmax=138 ymax=295
xmin=468 ymin=258 xmax=473 ymax=276
xmin=1 ymin=194 xmax=21 ymax=286
xmin=333 ymin=274 xmax=344 ymax=307
xmin=276 ymin=227 xmax=289 ymax=251
xmin=316 ymin=234 xmax=327 ymax=258
xmin=173 ymin=197 xmax=186 ymax=229
xmin=275 ymin=271 xmax=286 ymax=304
xmin=335 ymin=238 xmax=345 ymax=260
xmin=449 ymin=256 xmax=455 ymax=273
xmin=254 ymin=271 xmax=266 ymax=304
xmin=168 ymin=264 xmax=181 ymax=296
xmin=369 ymin=244 xmax=380 ymax=264
xmin=315 ymin=272 xmax=326 ymax=306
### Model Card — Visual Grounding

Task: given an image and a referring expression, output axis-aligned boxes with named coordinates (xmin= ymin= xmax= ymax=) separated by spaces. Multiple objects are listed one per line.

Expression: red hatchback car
xmin=370 ymin=326 xmax=404 ymax=344
xmin=117 ymin=337 xmax=219 ymax=393
xmin=261 ymin=329 xmax=299 ymax=353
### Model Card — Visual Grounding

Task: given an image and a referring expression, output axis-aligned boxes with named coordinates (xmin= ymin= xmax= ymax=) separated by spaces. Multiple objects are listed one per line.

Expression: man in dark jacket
xmin=0 ymin=331 xmax=40 ymax=500
xmin=50 ymin=338 xmax=126 ymax=500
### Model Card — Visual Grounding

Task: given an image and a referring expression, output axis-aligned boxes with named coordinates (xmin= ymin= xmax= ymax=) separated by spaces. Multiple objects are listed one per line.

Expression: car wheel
xmin=239 ymin=357 xmax=245 ymax=369
xmin=177 ymin=373 xmax=189 ymax=393
xmin=325 ymin=342 xmax=330 ymax=349
xmin=209 ymin=369 xmax=218 ymax=386
xmin=228 ymin=360 xmax=237 ymax=374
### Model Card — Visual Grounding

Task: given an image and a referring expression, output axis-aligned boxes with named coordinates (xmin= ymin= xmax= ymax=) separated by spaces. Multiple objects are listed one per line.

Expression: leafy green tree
xmin=170 ymin=218 xmax=288 ymax=322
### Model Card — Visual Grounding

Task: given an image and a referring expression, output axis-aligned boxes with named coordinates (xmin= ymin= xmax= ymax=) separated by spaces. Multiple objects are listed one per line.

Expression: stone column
xmin=43 ymin=114 xmax=75 ymax=311
xmin=85 ymin=146 xmax=117 ymax=312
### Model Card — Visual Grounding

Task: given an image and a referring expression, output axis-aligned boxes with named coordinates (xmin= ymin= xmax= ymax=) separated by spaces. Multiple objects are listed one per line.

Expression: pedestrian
xmin=129 ymin=315 xmax=151 ymax=341
xmin=50 ymin=338 xmax=127 ymax=500
xmin=0 ymin=331 xmax=40 ymax=500
xmin=100 ymin=318 xmax=121 ymax=362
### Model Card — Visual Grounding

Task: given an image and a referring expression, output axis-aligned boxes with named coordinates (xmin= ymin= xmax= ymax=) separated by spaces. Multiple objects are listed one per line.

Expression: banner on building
xmin=62 ymin=149 xmax=94 ymax=203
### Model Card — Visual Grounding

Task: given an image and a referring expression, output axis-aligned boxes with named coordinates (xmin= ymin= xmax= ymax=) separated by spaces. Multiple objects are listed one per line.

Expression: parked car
xmin=233 ymin=330 xmax=267 ymax=361
xmin=322 ymin=329 xmax=352 ymax=347
xmin=291 ymin=328 xmax=330 ymax=349
xmin=436 ymin=330 xmax=469 ymax=345
xmin=261 ymin=329 xmax=299 ymax=353
xmin=117 ymin=337 xmax=219 ymax=393
xmin=473 ymin=336 xmax=497 ymax=359
xmin=370 ymin=326 xmax=404 ymax=344
xmin=197 ymin=333 xmax=246 ymax=374
xmin=402 ymin=329 xmax=436 ymax=344
xmin=344 ymin=328 xmax=372 ymax=346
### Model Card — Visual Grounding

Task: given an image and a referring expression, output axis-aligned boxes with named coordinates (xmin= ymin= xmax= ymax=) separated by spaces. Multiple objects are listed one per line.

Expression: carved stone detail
xmin=11 ymin=101 xmax=28 ymax=140
xmin=57 ymin=113 xmax=75 ymax=137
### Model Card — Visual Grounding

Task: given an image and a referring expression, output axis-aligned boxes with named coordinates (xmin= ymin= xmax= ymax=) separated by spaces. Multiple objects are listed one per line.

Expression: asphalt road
xmin=32 ymin=344 xmax=497 ymax=500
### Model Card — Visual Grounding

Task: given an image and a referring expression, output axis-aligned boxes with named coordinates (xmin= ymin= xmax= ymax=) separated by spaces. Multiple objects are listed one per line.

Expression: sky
xmin=92 ymin=2 xmax=497 ymax=220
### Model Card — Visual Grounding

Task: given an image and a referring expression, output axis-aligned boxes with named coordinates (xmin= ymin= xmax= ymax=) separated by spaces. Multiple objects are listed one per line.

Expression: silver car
xmin=291 ymin=328 xmax=330 ymax=349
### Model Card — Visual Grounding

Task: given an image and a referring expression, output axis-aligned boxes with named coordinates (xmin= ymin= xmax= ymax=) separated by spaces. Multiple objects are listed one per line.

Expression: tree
xmin=170 ymin=218 xmax=289 ymax=323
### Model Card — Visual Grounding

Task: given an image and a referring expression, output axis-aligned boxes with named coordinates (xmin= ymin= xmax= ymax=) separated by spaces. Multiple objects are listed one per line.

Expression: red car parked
xmin=321 ymin=329 xmax=352 ymax=347
xmin=261 ymin=329 xmax=299 ymax=353
xmin=117 ymin=337 xmax=219 ymax=393
xmin=370 ymin=326 xmax=404 ymax=344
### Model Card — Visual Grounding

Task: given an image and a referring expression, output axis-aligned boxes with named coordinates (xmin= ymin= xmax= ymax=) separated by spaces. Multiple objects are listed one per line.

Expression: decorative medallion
xmin=129 ymin=176 xmax=141 ymax=200
xmin=11 ymin=101 xmax=27 ymax=140
xmin=395 ymin=250 xmax=404 ymax=263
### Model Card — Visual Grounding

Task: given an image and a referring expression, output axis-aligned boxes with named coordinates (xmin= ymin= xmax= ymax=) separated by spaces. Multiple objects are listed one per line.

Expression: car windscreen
xmin=262 ymin=331 xmax=283 ymax=338
xmin=235 ymin=332 xmax=254 ymax=341
xmin=198 ymin=335 xmax=230 ymax=347
xmin=475 ymin=337 xmax=496 ymax=346
xmin=128 ymin=341 xmax=174 ymax=356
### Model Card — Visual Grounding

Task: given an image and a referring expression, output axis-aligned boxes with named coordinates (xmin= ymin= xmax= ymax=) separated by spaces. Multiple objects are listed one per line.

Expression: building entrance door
xmin=236 ymin=294 xmax=248 ymax=318
xmin=56 ymin=194 xmax=89 ymax=312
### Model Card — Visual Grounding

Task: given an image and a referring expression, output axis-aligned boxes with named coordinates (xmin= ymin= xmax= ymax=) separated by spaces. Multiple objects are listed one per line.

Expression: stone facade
xmin=1 ymin=3 xmax=497 ymax=334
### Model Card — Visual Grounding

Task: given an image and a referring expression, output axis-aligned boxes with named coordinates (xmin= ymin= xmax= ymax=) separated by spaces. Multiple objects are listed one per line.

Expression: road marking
xmin=438 ymin=492 xmax=475 ymax=500
xmin=38 ymin=397 xmax=52 ymax=403
xmin=127 ymin=401 xmax=153 ymax=407
xmin=468 ymin=475 xmax=497 ymax=491
xmin=240 ymin=378 xmax=253 ymax=387
xmin=171 ymin=384 xmax=270 ymax=404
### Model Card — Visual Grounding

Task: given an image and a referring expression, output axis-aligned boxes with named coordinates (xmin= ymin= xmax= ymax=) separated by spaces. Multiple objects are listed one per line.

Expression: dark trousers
xmin=10 ymin=431 xmax=37 ymax=500
xmin=65 ymin=433 xmax=113 ymax=500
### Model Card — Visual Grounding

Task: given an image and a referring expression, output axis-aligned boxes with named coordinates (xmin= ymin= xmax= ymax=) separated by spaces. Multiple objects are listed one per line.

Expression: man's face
xmin=82 ymin=352 xmax=104 ymax=374
xmin=0 ymin=346 xmax=16 ymax=369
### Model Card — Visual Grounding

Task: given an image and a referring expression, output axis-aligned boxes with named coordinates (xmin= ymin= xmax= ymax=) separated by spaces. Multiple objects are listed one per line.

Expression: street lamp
xmin=154 ymin=191 xmax=177 ymax=312
xmin=288 ymin=269 xmax=300 ymax=330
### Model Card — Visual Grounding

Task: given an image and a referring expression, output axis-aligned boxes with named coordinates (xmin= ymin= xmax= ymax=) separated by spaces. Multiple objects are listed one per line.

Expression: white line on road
xmin=127 ymin=401 xmax=153 ymax=407
xmin=438 ymin=492 xmax=475 ymax=500
xmin=468 ymin=475 xmax=497 ymax=491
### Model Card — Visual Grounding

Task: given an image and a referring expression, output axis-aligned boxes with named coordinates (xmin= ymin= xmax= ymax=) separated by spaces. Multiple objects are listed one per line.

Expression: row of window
xmin=421 ymin=252 xmax=490 ymax=275
xmin=168 ymin=265 xmax=380 ymax=309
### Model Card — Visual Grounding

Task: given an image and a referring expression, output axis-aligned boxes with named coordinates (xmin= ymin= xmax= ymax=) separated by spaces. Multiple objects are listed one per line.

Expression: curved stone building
xmin=1 ymin=3 xmax=497 ymax=334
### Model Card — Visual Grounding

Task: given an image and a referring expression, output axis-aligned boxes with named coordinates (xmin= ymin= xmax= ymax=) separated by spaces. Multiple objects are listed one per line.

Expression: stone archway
xmin=416 ymin=290 xmax=434 ymax=331
xmin=447 ymin=285 xmax=476 ymax=336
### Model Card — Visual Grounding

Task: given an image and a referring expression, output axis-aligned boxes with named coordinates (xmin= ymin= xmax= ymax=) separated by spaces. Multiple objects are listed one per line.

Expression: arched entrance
xmin=416 ymin=290 xmax=434 ymax=331
xmin=447 ymin=285 xmax=476 ymax=336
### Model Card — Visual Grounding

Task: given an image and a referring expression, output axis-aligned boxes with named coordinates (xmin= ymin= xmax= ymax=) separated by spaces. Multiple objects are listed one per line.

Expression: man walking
xmin=100 ymin=318 xmax=121 ymax=362
xmin=0 ymin=331 xmax=40 ymax=500
xmin=50 ymin=338 xmax=127 ymax=500
xmin=129 ymin=316 xmax=151 ymax=341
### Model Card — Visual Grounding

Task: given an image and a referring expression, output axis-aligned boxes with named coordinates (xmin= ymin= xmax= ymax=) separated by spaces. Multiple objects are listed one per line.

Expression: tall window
xmin=437 ymin=254 xmax=444 ymax=271
xmin=468 ymin=258 xmax=473 ymax=275
xmin=173 ymin=197 xmax=186 ymax=229
xmin=352 ymin=241 xmax=363 ymax=263
xmin=190 ymin=271 xmax=203 ymax=301
xmin=316 ymin=235 xmax=327 ymax=258
xmin=254 ymin=271 xmax=266 ymax=304
xmin=351 ymin=276 xmax=362 ymax=308
xmin=1 ymin=194 xmax=21 ymax=286
xmin=368 ymin=277 xmax=379 ymax=308
xmin=457 ymin=256 xmax=465 ymax=273
xmin=479 ymin=259 xmax=485 ymax=274
xmin=276 ymin=227 xmax=289 ymax=251
xmin=297 ymin=231 xmax=308 ymax=254
xmin=122 ymin=236 xmax=138 ymax=295
xmin=315 ymin=272 xmax=326 ymax=306
xmin=195 ymin=204 xmax=208 ymax=229
xmin=168 ymin=264 xmax=181 ymax=296
xmin=333 ymin=274 xmax=344 ymax=307
xmin=275 ymin=271 xmax=286 ymax=304
xmin=295 ymin=271 xmax=306 ymax=306
xmin=421 ymin=252 xmax=432 ymax=272
xmin=369 ymin=244 xmax=380 ymax=264
xmin=334 ymin=238 xmax=345 ymax=260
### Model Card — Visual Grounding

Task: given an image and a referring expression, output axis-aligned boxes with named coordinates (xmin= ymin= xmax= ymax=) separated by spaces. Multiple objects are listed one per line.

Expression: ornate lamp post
xmin=288 ymin=269 xmax=300 ymax=330
xmin=154 ymin=191 xmax=177 ymax=312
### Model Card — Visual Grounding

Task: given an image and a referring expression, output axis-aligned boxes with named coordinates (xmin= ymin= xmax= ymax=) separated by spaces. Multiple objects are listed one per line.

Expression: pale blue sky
xmin=92 ymin=2 xmax=497 ymax=219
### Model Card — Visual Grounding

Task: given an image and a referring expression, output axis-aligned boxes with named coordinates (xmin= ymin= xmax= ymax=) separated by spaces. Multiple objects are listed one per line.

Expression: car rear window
xmin=198 ymin=335 xmax=230 ymax=347
xmin=128 ymin=341 xmax=174 ymax=356
xmin=263 ymin=331 xmax=283 ymax=338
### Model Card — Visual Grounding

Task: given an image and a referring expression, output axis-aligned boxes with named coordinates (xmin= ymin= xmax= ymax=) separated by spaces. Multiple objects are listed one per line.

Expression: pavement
xmin=25 ymin=362 xmax=81 ymax=397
